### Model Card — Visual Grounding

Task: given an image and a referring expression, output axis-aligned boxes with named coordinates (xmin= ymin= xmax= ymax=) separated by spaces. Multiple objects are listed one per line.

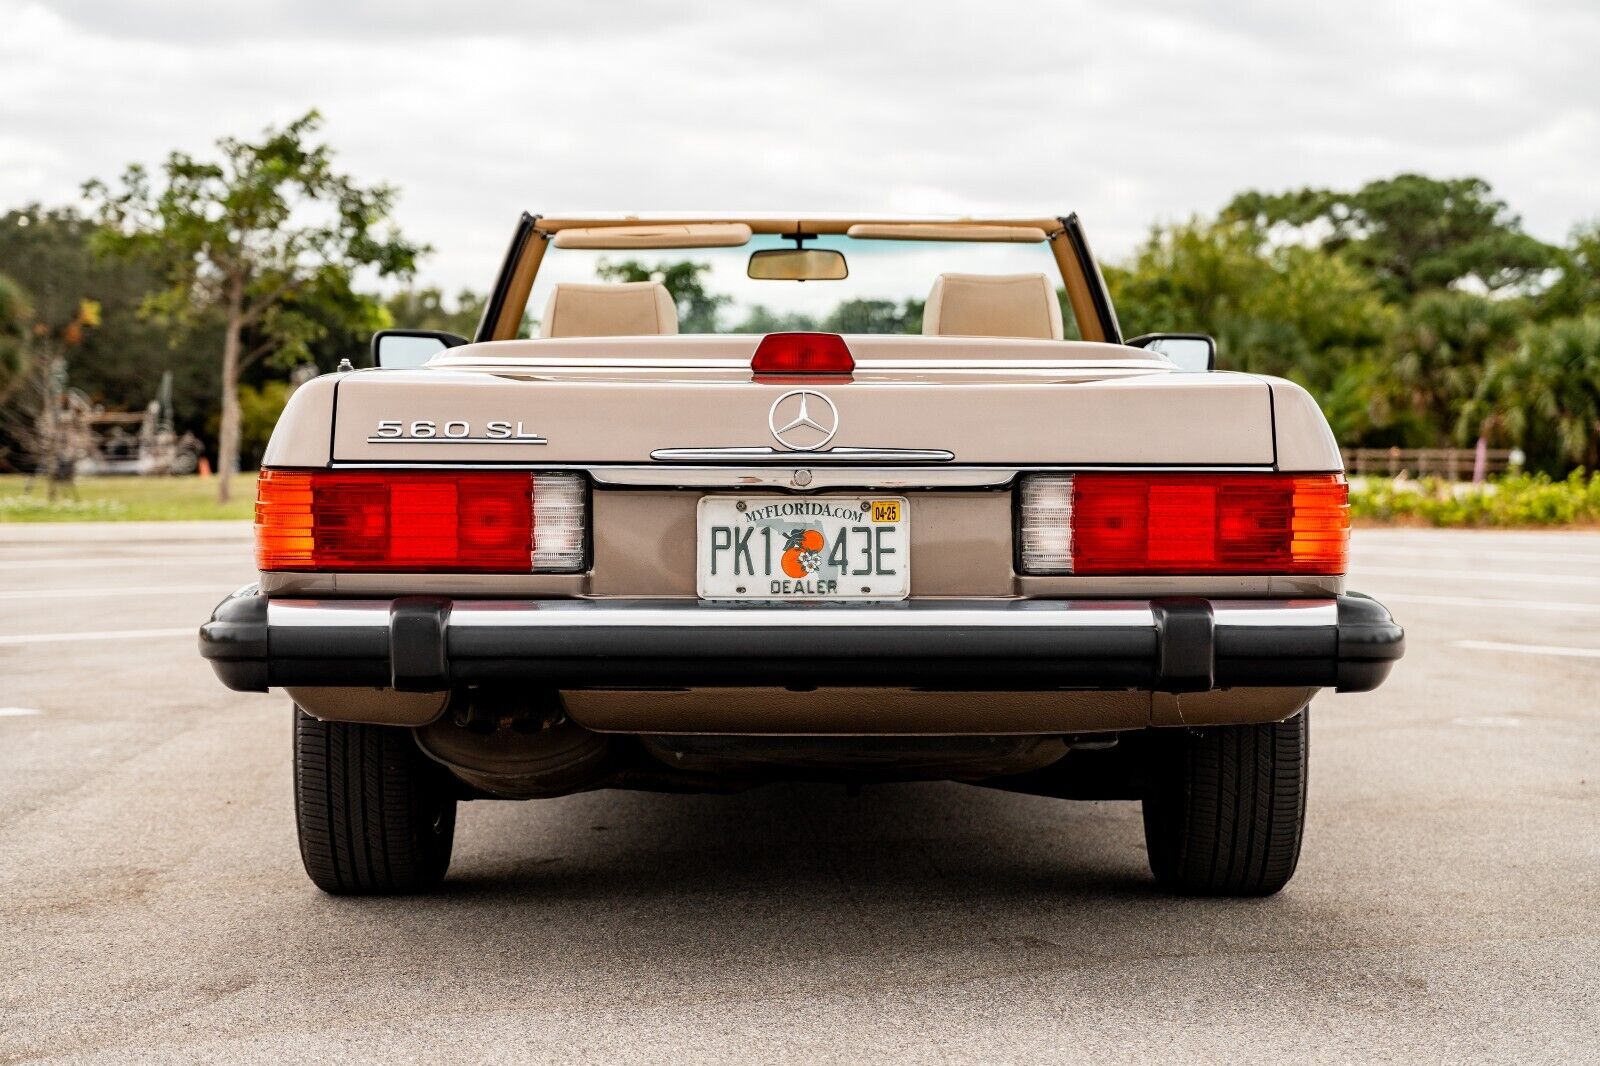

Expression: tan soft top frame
xmin=474 ymin=213 xmax=1122 ymax=346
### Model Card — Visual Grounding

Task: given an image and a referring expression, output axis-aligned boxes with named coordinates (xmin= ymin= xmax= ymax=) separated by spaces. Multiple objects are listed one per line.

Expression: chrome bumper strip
xmin=265 ymin=597 xmax=1339 ymax=631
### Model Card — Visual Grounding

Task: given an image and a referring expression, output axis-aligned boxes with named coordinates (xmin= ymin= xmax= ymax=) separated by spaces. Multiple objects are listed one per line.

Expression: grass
xmin=0 ymin=474 xmax=257 ymax=522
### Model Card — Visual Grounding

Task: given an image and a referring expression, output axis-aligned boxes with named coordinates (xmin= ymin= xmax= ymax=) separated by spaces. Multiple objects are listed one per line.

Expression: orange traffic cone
xmin=198 ymin=457 xmax=212 ymax=478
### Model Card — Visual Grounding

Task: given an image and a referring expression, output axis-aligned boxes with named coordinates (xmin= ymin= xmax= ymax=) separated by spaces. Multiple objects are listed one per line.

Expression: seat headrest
xmin=539 ymin=282 xmax=679 ymax=338
xmin=922 ymin=273 xmax=1063 ymax=341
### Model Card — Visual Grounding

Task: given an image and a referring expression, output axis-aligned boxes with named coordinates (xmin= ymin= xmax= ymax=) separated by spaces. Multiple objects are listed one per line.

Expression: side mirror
xmin=371 ymin=329 xmax=468 ymax=369
xmin=1128 ymin=333 xmax=1216 ymax=372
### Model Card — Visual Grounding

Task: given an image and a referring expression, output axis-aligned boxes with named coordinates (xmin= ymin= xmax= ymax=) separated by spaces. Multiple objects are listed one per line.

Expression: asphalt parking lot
xmin=0 ymin=523 xmax=1595 ymax=1064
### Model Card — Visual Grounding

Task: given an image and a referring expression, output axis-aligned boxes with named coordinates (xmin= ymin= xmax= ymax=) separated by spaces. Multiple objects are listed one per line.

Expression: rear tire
xmin=1141 ymin=709 xmax=1308 ymax=896
xmin=293 ymin=709 xmax=457 ymax=895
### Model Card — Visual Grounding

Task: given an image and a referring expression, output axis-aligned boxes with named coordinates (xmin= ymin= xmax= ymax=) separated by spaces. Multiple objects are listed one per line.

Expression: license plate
xmin=696 ymin=496 xmax=910 ymax=601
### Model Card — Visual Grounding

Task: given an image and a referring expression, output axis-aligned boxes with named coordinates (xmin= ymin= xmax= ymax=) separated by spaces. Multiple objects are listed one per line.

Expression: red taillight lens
xmin=256 ymin=469 xmax=586 ymax=573
xmin=1019 ymin=473 xmax=1348 ymax=575
xmin=751 ymin=332 xmax=855 ymax=375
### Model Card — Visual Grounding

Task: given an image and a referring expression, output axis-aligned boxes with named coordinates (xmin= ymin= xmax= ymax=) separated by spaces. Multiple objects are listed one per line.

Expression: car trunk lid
xmin=329 ymin=335 xmax=1276 ymax=466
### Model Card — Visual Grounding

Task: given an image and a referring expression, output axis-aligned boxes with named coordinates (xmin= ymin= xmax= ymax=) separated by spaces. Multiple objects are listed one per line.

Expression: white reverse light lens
xmin=1019 ymin=474 xmax=1074 ymax=574
xmin=530 ymin=473 xmax=587 ymax=572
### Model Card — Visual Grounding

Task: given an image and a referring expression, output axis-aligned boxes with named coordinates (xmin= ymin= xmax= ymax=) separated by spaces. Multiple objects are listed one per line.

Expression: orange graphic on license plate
xmin=781 ymin=528 xmax=826 ymax=578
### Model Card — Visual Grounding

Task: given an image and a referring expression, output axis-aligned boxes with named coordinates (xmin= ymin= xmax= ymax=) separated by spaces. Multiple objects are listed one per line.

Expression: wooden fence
xmin=1341 ymin=447 xmax=1515 ymax=480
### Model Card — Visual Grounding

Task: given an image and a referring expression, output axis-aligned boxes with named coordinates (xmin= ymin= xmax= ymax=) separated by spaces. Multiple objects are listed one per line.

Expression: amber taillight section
xmin=255 ymin=469 xmax=585 ymax=573
xmin=1019 ymin=472 xmax=1349 ymax=575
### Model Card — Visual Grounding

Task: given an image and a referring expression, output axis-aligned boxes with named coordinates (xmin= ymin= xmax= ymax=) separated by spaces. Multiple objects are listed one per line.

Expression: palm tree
xmin=1465 ymin=317 xmax=1600 ymax=471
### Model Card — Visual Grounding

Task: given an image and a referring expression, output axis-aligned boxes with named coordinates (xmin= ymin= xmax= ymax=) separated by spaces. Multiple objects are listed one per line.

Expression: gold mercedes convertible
xmin=200 ymin=213 xmax=1404 ymax=897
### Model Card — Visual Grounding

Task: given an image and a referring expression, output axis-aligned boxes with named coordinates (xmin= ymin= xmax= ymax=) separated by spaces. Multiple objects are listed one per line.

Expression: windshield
xmin=519 ymin=235 xmax=1080 ymax=338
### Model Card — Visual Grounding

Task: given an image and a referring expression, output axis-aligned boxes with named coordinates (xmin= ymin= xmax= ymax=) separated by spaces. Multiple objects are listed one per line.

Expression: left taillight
xmin=256 ymin=469 xmax=587 ymax=573
xmin=1018 ymin=472 xmax=1349 ymax=575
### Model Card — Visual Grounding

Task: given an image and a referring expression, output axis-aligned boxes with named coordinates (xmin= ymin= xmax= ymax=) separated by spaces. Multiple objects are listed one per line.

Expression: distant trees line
xmin=0 ymin=112 xmax=1596 ymax=480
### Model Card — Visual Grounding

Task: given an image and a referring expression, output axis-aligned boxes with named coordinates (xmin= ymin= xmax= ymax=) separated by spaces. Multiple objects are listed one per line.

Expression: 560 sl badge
xmin=367 ymin=420 xmax=547 ymax=444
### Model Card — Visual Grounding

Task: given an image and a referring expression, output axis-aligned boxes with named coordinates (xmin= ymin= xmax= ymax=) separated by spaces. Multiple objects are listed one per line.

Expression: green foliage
xmin=237 ymin=380 xmax=292 ymax=467
xmin=0 ymin=272 xmax=31 ymax=400
xmin=0 ymin=206 xmax=210 ymax=466
xmin=385 ymin=287 xmax=486 ymax=338
xmin=1103 ymin=218 xmax=1390 ymax=436
xmin=83 ymin=110 xmax=424 ymax=498
xmin=595 ymin=259 xmax=729 ymax=332
xmin=1351 ymin=471 xmax=1600 ymax=527
xmin=1368 ymin=290 xmax=1521 ymax=446
xmin=821 ymin=298 xmax=924 ymax=334
xmin=1464 ymin=316 xmax=1600 ymax=470
xmin=728 ymin=297 xmax=925 ymax=334
xmin=1224 ymin=174 xmax=1554 ymax=302
xmin=735 ymin=305 xmax=819 ymax=333
xmin=1535 ymin=221 xmax=1600 ymax=322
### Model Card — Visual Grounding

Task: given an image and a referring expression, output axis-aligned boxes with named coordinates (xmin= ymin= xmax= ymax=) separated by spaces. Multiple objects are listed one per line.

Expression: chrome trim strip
xmin=365 ymin=436 xmax=548 ymax=445
xmin=265 ymin=598 xmax=1337 ymax=631
xmin=327 ymin=462 xmax=1275 ymax=473
xmin=649 ymin=446 xmax=955 ymax=464
xmin=587 ymin=466 xmax=1017 ymax=489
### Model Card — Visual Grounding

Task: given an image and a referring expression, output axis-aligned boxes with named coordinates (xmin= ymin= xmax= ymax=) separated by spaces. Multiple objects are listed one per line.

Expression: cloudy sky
xmin=2 ymin=0 xmax=1597 ymax=295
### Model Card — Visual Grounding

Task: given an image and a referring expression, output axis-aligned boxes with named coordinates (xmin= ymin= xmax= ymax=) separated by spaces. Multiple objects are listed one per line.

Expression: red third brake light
xmin=751 ymin=332 xmax=855 ymax=375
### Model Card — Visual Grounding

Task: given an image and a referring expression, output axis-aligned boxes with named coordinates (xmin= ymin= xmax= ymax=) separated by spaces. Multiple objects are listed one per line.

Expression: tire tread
xmin=1143 ymin=709 xmax=1308 ymax=896
xmin=293 ymin=709 xmax=455 ymax=895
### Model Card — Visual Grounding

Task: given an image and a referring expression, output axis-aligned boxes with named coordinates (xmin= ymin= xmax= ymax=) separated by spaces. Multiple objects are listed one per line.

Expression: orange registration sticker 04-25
xmin=870 ymin=500 xmax=902 ymax=523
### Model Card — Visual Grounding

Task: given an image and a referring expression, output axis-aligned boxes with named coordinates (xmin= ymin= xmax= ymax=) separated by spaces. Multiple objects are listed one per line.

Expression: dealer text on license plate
xmin=696 ymin=496 xmax=910 ymax=600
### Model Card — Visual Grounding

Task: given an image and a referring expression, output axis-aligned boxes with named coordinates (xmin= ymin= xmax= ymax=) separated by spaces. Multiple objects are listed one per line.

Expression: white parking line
xmin=0 ymin=557 xmax=240 ymax=571
xmin=1355 ymin=545 xmax=1600 ymax=565
xmin=1358 ymin=566 xmax=1600 ymax=587
xmin=1456 ymin=639 xmax=1600 ymax=660
xmin=0 ymin=627 xmax=194 ymax=646
xmin=1380 ymin=593 xmax=1600 ymax=614
xmin=0 ymin=585 xmax=227 ymax=601
xmin=0 ymin=707 xmax=43 ymax=717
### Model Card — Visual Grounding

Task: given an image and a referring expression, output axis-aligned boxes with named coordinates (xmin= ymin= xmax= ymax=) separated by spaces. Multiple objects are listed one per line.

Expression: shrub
xmin=1350 ymin=470 xmax=1600 ymax=527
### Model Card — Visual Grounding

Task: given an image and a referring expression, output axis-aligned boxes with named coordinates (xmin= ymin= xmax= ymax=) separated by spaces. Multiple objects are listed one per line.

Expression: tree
xmin=594 ymin=258 xmax=729 ymax=333
xmin=821 ymin=298 xmax=924 ymax=334
xmin=386 ymin=287 xmax=488 ymax=339
xmin=0 ymin=206 xmax=200 ymax=469
xmin=1372 ymin=291 xmax=1521 ymax=445
xmin=1535 ymin=221 xmax=1600 ymax=322
xmin=1104 ymin=218 xmax=1390 ymax=392
xmin=84 ymin=111 xmax=425 ymax=500
xmin=0 ymin=273 xmax=30 ymax=405
xmin=1224 ymin=174 xmax=1554 ymax=302
xmin=1465 ymin=317 xmax=1600 ymax=472
xmin=734 ymin=305 xmax=818 ymax=333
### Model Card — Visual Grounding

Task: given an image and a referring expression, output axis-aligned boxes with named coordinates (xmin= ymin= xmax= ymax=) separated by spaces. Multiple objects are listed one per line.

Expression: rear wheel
xmin=1141 ymin=709 xmax=1308 ymax=896
xmin=293 ymin=708 xmax=457 ymax=895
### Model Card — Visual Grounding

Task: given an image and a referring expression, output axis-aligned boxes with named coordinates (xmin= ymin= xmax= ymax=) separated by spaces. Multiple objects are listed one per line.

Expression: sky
xmin=2 ymin=0 xmax=1598 ymax=299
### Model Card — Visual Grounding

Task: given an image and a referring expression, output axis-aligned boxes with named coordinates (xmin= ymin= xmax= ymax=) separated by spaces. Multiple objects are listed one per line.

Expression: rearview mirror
xmin=371 ymin=329 xmax=468 ymax=369
xmin=1128 ymin=333 xmax=1216 ymax=372
xmin=747 ymin=248 xmax=848 ymax=281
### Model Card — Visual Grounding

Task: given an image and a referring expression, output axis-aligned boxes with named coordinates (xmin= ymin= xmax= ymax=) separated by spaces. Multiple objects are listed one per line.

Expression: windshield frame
xmin=476 ymin=214 xmax=1121 ymax=345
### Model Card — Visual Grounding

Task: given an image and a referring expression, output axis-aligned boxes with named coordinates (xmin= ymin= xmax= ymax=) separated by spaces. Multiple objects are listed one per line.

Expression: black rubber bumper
xmin=198 ymin=589 xmax=1403 ymax=696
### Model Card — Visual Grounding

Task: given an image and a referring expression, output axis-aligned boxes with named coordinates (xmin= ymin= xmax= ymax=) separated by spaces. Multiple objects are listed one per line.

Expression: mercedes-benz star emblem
xmin=768 ymin=389 xmax=839 ymax=451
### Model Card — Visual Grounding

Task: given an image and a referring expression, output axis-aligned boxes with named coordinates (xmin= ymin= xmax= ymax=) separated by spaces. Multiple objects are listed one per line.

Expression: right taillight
xmin=256 ymin=469 xmax=587 ymax=573
xmin=1018 ymin=472 xmax=1348 ymax=575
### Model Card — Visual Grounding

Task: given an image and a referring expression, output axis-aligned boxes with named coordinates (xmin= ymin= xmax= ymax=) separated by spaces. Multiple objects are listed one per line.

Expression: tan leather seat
xmin=539 ymin=282 xmax=679 ymax=338
xmin=922 ymin=273 xmax=1063 ymax=341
